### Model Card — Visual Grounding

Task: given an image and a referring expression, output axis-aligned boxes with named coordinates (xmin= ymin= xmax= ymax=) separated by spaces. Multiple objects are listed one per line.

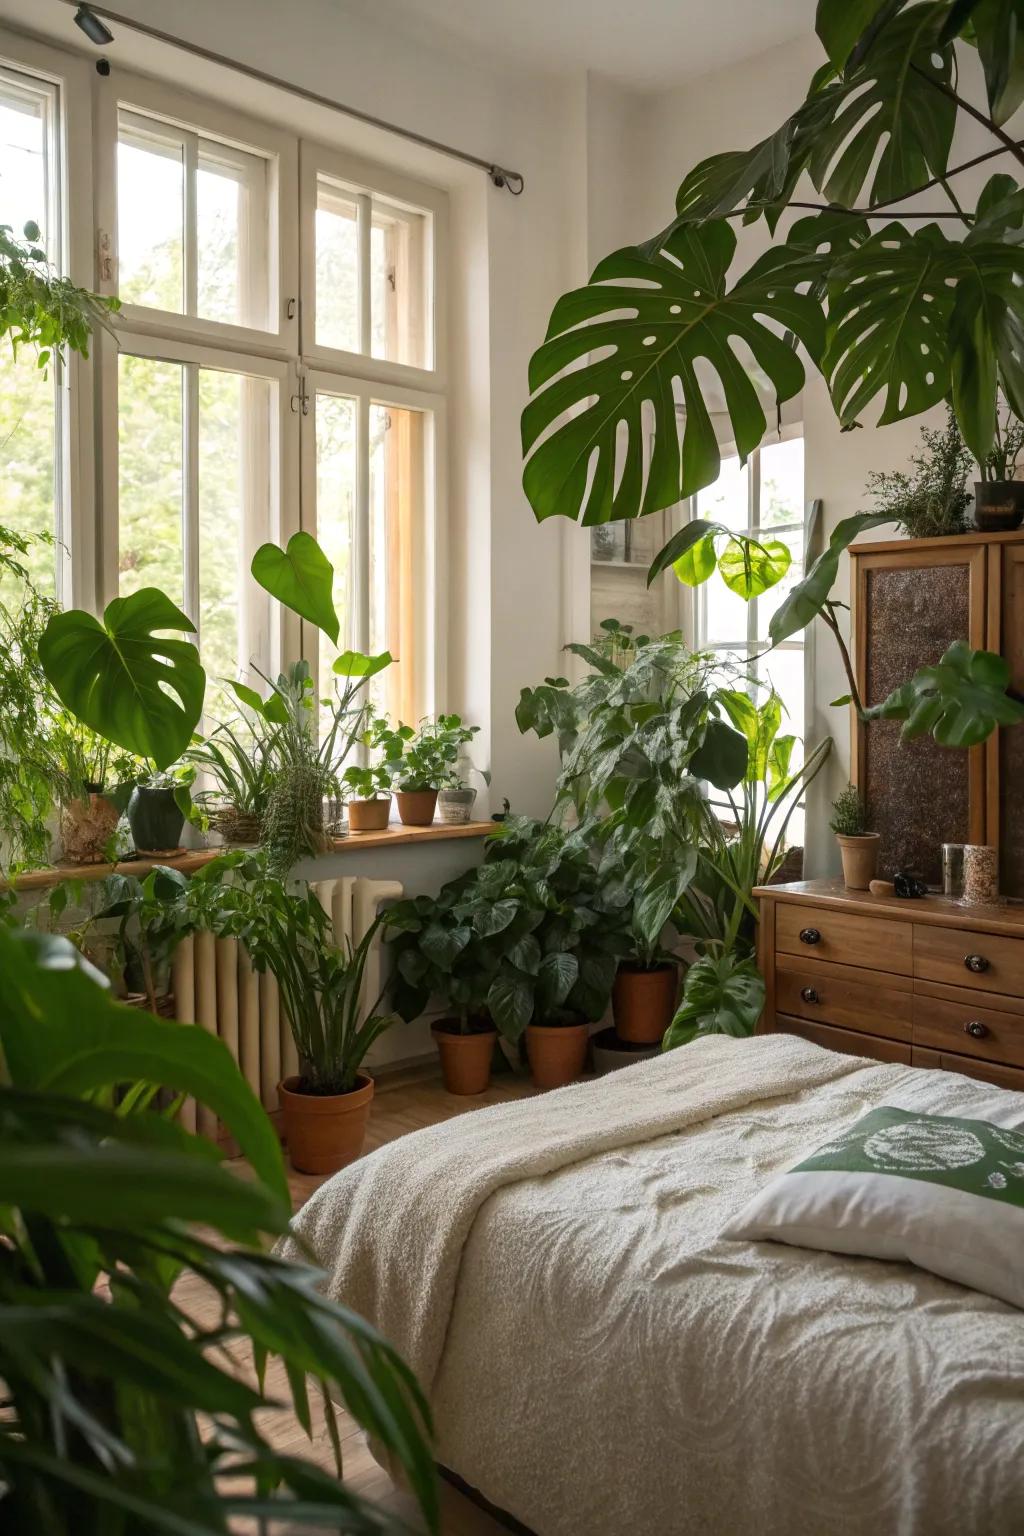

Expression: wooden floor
xmin=199 ymin=1069 xmax=535 ymax=1533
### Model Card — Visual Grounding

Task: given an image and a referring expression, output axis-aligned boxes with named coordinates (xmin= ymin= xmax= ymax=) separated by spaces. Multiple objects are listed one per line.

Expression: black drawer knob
xmin=964 ymin=1020 xmax=989 ymax=1039
xmin=964 ymin=954 xmax=990 ymax=974
xmin=801 ymin=987 xmax=819 ymax=1004
xmin=799 ymin=927 xmax=821 ymax=946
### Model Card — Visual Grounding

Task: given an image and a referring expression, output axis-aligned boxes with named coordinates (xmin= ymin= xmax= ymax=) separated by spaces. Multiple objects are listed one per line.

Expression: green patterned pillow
xmin=722 ymin=1106 xmax=1024 ymax=1310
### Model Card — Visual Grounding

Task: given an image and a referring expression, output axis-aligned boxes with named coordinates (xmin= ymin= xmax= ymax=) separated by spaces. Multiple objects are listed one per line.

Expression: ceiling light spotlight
xmin=74 ymin=5 xmax=114 ymax=46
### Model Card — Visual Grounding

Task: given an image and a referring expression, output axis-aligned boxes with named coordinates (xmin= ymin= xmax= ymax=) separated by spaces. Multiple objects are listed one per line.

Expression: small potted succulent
xmin=830 ymin=783 xmax=880 ymax=890
xmin=974 ymin=411 xmax=1024 ymax=532
xmin=387 ymin=714 xmax=480 ymax=827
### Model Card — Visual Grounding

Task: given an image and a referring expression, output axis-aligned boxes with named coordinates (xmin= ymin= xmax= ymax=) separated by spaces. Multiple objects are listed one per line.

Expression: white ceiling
xmin=343 ymin=0 xmax=817 ymax=90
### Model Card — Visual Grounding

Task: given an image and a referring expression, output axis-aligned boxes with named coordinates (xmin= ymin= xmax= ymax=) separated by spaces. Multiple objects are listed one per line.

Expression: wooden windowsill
xmin=8 ymin=821 xmax=494 ymax=893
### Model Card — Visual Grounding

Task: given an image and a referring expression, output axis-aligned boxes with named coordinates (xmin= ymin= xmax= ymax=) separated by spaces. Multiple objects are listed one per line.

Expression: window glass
xmin=118 ymin=354 xmax=185 ymax=610
xmin=760 ymin=435 xmax=804 ymax=527
xmin=370 ymin=200 xmax=428 ymax=369
xmin=0 ymin=67 xmax=60 ymax=601
xmin=369 ymin=401 xmax=423 ymax=720
xmin=315 ymin=179 xmax=359 ymax=353
xmin=314 ymin=389 xmax=357 ymax=737
xmin=118 ymin=115 xmax=186 ymax=313
xmin=695 ymin=453 xmax=748 ymax=532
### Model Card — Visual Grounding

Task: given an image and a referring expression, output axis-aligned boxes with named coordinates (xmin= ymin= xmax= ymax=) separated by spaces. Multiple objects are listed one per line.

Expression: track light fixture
xmin=74 ymin=5 xmax=114 ymax=46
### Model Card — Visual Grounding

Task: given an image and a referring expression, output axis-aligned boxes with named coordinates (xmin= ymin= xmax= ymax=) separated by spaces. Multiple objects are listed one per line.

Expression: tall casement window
xmin=0 ymin=29 xmax=447 ymax=725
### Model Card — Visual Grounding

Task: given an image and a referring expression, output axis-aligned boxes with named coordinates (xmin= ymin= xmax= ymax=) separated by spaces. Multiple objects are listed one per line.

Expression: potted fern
xmin=830 ymin=784 xmax=880 ymax=890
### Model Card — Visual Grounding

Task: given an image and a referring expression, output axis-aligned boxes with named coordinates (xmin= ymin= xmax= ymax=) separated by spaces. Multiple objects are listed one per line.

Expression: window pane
xmin=760 ymin=436 xmax=804 ymax=528
xmin=118 ymin=354 xmax=184 ymax=610
xmin=369 ymin=401 xmax=423 ymax=720
xmin=315 ymin=391 xmax=357 ymax=735
xmin=370 ymin=199 xmax=429 ymax=368
xmin=198 ymin=369 xmax=272 ymax=704
xmin=703 ymin=569 xmax=750 ymax=649
xmin=118 ymin=114 xmax=185 ymax=313
xmin=0 ymin=68 xmax=59 ymax=599
xmin=197 ymin=142 xmax=269 ymax=329
xmin=695 ymin=454 xmax=748 ymax=531
xmin=316 ymin=178 xmax=359 ymax=353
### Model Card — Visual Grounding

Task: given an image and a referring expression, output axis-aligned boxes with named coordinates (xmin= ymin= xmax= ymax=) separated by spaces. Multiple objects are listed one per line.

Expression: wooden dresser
xmin=755 ymin=879 xmax=1024 ymax=1092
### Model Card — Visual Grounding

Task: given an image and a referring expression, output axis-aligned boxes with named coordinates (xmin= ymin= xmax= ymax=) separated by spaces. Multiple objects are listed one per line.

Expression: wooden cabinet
xmin=757 ymin=880 xmax=1024 ymax=1089
xmin=850 ymin=529 xmax=1024 ymax=894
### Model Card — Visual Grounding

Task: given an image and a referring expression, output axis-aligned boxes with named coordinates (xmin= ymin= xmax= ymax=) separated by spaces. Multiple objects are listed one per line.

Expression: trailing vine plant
xmin=522 ymin=1 xmax=1024 ymax=748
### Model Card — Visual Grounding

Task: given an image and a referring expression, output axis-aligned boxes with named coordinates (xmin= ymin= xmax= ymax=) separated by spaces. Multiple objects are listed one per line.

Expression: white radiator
xmin=171 ymin=875 xmax=402 ymax=1138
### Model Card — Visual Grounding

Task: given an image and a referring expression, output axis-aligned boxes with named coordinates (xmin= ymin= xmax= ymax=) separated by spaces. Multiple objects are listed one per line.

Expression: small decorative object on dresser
xmin=829 ymin=785 xmax=880 ymax=890
xmin=755 ymin=878 xmax=1024 ymax=1092
xmin=943 ymin=842 xmax=966 ymax=899
xmin=962 ymin=844 xmax=1000 ymax=906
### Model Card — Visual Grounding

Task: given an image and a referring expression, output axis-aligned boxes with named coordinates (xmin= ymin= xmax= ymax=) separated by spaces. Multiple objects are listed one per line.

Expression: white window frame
xmin=0 ymin=28 xmax=95 ymax=609
xmin=300 ymin=140 xmax=447 ymax=393
xmin=94 ymin=70 xmax=299 ymax=359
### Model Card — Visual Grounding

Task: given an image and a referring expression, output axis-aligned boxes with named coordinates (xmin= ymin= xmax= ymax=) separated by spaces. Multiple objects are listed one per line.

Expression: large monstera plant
xmin=522 ymin=0 xmax=1024 ymax=745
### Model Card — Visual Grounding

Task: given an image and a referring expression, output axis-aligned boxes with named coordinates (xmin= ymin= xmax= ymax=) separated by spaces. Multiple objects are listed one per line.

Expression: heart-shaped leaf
xmin=39 ymin=588 xmax=205 ymax=770
xmin=537 ymin=951 xmax=579 ymax=1010
xmin=863 ymin=641 xmax=1024 ymax=747
xmin=632 ymin=852 xmax=697 ymax=952
xmin=663 ymin=951 xmax=765 ymax=1049
xmin=486 ymin=972 xmax=533 ymax=1039
xmin=718 ymin=536 xmax=791 ymax=599
xmin=332 ymin=649 xmax=392 ymax=678
xmin=674 ymin=531 xmax=718 ymax=586
xmin=251 ymin=532 xmax=339 ymax=643
xmin=522 ymin=221 xmax=824 ymax=526
xmin=690 ymin=718 xmax=749 ymax=790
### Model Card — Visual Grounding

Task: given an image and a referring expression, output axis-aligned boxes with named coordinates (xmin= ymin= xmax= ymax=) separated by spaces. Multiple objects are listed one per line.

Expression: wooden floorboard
xmin=206 ymin=1070 xmax=535 ymax=1533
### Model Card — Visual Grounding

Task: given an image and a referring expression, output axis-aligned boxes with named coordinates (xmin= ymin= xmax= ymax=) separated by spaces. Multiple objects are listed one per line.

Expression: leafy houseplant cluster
xmin=521 ymin=1 xmax=1024 ymax=760
xmin=343 ymin=711 xmax=481 ymax=829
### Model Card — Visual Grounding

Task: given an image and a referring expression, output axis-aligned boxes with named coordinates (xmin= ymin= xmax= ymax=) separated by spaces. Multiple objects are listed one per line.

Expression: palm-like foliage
xmin=0 ymin=927 xmax=437 ymax=1533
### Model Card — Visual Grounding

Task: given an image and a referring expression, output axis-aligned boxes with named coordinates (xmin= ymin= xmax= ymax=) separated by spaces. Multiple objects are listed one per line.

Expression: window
xmin=693 ymin=433 xmax=806 ymax=738
xmin=0 ymin=61 xmax=62 ymax=601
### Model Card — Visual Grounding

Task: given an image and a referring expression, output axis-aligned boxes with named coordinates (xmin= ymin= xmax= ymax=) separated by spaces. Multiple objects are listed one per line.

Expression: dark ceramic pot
xmin=974 ymin=480 xmax=1024 ymax=532
xmin=127 ymin=785 xmax=185 ymax=854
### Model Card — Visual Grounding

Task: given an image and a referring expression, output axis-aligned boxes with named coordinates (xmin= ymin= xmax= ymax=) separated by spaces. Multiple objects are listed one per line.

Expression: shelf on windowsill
xmin=7 ymin=821 xmax=495 ymax=893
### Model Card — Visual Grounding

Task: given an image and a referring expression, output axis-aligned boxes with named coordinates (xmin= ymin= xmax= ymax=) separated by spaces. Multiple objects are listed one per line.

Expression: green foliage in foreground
xmin=0 ymin=927 xmax=437 ymax=1534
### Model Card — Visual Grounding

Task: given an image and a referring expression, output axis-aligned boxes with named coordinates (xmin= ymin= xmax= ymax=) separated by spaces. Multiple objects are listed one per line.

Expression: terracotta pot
xmin=526 ymin=1021 xmax=589 ymax=1090
xmin=611 ymin=961 xmax=678 ymax=1044
xmin=432 ymin=1020 xmax=496 ymax=1094
xmin=591 ymin=1025 xmax=661 ymax=1076
xmin=278 ymin=1072 xmax=374 ymax=1174
xmin=59 ymin=791 xmax=120 ymax=864
xmin=347 ymin=796 xmax=392 ymax=832
xmin=974 ymin=479 xmax=1024 ymax=532
xmin=395 ymin=788 xmax=438 ymax=826
xmin=837 ymin=832 xmax=881 ymax=890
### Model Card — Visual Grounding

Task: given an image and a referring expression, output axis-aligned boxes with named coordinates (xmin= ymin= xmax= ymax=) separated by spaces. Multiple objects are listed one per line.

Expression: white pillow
xmin=721 ymin=1105 xmax=1024 ymax=1311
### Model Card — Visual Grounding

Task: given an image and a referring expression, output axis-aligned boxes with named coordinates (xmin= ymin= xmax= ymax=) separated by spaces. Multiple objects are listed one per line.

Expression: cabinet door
xmin=992 ymin=541 xmax=1024 ymax=899
xmin=852 ymin=543 xmax=986 ymax=885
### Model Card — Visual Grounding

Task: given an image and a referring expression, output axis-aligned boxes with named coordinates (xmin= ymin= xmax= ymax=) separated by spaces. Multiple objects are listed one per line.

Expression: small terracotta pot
xmin=432 ymin=1021 xmax=497 ymax=1094
xmin=612 ymin=962 xmax=678 ymax=1044
xmin=526 ymin=1021 xmax=589 ymax=1090
xmin=278 ymin=1072 xmax=374 ymax=1174
xmin=395 ymin=788 xmax=438 ymax=826
xmin=59 ymin=791 xmax=120 ymax=864
xmin=347 ymin=796 xmax=392 ymax=832
xmin=837 ymin=832 xmax=880 ymax=890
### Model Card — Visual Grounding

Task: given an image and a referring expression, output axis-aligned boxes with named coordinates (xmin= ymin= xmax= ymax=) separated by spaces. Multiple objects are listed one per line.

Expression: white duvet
xmin=285 ymin=1034 xmax=1024 ymax=1536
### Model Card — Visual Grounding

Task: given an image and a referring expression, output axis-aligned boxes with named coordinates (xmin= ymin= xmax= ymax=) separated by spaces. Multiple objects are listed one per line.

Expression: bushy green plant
xmin=387 ymin=714 xmax=479 ymax=792
xmin=830 ymin=784 xmax=867 ymax=837
xmin=341 ymin=707 xmax=402 ymax=802
xmin=865 ymin=410 xmax=973 ymax=540
xmin=0 ymin=926 xmax=437 ymax=1534
xmin=980 ymin=409 xmax=1024 ymax=484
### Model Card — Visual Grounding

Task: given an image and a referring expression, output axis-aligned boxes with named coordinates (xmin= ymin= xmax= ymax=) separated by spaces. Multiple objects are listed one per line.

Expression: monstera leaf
xmin=863 ymin=642 xmax=1024 ymax=748
xmin=251 ymin=532 xmax=339 ymax=644
xmin=662 ymin=951 xmax=765 ymax=1049
xmin=39 ymin=589 xmax=205 ymax=770
xmin=522 ymin=220 xmax=824 ymax=526
xmin=816 ymin=0 xmax=896 ymax=67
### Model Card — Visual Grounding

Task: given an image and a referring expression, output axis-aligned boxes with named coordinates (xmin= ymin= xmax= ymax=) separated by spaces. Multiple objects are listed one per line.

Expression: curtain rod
xmin=59 ymin=1 xmax=525 ymax=194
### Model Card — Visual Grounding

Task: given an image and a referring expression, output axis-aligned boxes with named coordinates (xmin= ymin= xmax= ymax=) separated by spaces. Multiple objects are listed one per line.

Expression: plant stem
xmin=912 ymin=64 xmax=1024 ymax=172
xmin=820 ymin=602 xmax=865 ymax=716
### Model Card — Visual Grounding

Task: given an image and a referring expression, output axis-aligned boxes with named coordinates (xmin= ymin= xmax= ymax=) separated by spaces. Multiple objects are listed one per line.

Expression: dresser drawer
xmin=777 ymin=1015 xmax=912 ymax=1065
xmin=913 ymin=993 xmax=1024 ymax=1069
xmin=913 ymin=924 xmax=1024 ymax=998
xmin=776 ymin=904 xmax=912 ymax=975
xmin=912 ymin=1047 xmax=1024 ymax=1094
xmin=777 ymin=961 xmax=911 ymax=1041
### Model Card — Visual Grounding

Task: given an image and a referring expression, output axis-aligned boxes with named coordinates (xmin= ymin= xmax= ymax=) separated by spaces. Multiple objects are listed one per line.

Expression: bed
xmin=283 ymin=1033 xmax=1024 ymax=1536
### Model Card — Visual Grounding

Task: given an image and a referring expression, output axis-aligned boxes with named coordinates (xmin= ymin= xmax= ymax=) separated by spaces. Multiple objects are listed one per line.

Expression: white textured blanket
xmin=285 ymin=1034 xmax=1024 ymax=1535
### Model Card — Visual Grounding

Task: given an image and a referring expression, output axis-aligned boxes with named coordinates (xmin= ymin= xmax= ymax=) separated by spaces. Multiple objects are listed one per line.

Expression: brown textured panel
xmin=863 ymin=563 xmax=971 ymax=884
xmin=1000 ymin=548 xmax=1024 ymax=899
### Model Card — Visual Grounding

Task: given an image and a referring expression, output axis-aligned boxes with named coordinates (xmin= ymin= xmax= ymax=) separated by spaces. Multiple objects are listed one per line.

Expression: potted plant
xmin=341 ymin=707 xmax=400 ymax=832
xmin=386 ymin=887 xmax=497 ymax=1095
xmin=830 ymin=784 xmax=880 ymax=890
xmin=437 ymin=762 xmax=489 ymax=825
xmin=864 ymin=410 xmax=973 ymax=540
xmin=126 ymin=762 xmax=195 ymax=855
xmin=34 ymin=708 xmax=137 ymax=866
xmin=975 ymin=411 xmax=1024 ymax=532
xmin=186 ymin=698 xmax=284 ymax=845
xmin=387 ymin=714 xmax=480 ymax=826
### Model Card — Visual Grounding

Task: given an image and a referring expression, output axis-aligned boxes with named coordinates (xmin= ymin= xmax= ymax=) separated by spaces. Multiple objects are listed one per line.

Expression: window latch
xmin=291 ymin=372 xmax=310 ymax=416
